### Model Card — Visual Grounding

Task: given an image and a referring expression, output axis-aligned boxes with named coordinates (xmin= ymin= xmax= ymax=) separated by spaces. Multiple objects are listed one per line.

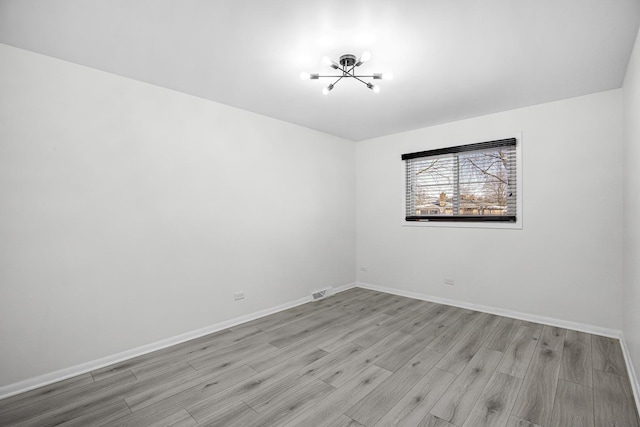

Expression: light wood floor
xmin=1 ymin=288 xmax=639 ymax=427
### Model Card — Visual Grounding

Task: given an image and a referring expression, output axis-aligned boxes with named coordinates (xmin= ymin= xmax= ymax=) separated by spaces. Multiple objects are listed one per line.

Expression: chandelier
xmin=300 ymin=51 xmax=392 ymax=95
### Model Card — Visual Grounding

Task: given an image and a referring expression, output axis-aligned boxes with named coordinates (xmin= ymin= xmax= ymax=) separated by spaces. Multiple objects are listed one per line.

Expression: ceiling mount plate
xmin=339 ymin=54 xmax=357 ymax=67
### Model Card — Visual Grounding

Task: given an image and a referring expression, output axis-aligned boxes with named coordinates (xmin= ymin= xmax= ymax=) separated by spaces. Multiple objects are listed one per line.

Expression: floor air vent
xmin=311 ymin=288 xmax=334 ymax=301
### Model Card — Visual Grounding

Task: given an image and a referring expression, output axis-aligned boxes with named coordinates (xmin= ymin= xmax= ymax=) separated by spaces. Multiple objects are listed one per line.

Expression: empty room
xmin=2 ymin=1 xmax=640 ymax=426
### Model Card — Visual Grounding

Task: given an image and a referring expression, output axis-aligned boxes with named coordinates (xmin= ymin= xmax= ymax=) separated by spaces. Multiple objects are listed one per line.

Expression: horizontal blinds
xmin=404 ymin=139 xmax=517 ymax=222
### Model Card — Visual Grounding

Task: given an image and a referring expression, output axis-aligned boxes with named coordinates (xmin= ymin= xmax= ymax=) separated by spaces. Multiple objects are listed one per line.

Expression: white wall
xmin=356 ymin=90 xmax=624 ymax=330
xmin=0 ymin=44 xmax=356 ymax=388
xmin=623 ymin=28 xmax=640 ymax=385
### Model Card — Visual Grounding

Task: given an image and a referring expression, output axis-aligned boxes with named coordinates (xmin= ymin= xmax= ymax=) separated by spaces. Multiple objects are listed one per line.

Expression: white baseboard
xmin=356 ymin=282 xmax=621 ymax=338
xmin=619 ymin=332 xmax=640 ymax=415
xmin=333 ymin=282 xmax=358 ymax=293
xmin=0 ymin=283 xmax=357 ymax=400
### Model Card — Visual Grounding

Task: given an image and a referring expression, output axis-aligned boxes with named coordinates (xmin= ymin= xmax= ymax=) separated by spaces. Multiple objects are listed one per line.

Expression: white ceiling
xmin=1 ymin=0 xmax=639 ymax=141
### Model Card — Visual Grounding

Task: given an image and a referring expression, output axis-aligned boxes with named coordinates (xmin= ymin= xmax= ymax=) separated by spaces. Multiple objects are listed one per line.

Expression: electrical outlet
xmin=234 ymin=292 xmax=245 ymax=301
xmin=360 ymin=266 xmax=367 ymax=272
xmin=444 ymin=278 xmax=455 ymax=286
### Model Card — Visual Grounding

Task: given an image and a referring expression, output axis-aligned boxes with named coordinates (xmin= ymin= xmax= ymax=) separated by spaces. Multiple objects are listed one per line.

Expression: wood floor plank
xmin=237 ymin=305 xmax=315 ymax=334
xmin=312 ymin=294 xmax=366 ymax=312
xmin=0 ymin=373 xmax=94 ymax=418
xmin=435 ymin=313 xmax=501 ymax=374
xmin=345 ymin=346 xmax=445 ymax=426
xmin=340 ymin=293 xmax=399 ymax=317
xmin=58 ymin=399 xmax=131 ymax=427
xmin=418 ymin=414 xmax=457 ymax=427
xmin=461 ymin=372 xmax=522 ymax=427
xmin=407 ymin=303 xmax=454 ymax=326
xmin=188 ymin=340 xmax=279 ymax=371
xmin=243 ymin=379 xmax=336 ymax=427
xmin=319 ymin=331 xmax=411 ymax=388
xmin=376 ymin=295 xmax=411 ymax=312
xmin=559 ymin=329 xmax=592 ymax=387
xmin=413 ymin=322 xmax=449 ymax=344
xmin=397 ymin=304 xmax=446 ymax=335
xmin=122 ymin=362 xmax=213 ymax=411
xmin=496 ymin=325 xmax=541 ymax=378
xmin=593 ymin=368 xmax=640 ymax=427
xmin=269 ymin=310 xmax=347 ymax=348
xmin=383 ymin=297 xmax=426 ymax=316
xmin=316 ymin=322 xmax=381 ymax=353
xmin=283 ymin=365 xmax=392 ymax=427
xmin=243 ymin=372 xmax=316 ymax=413
xmin=6 ymin=378 xmax=135 ymax=427
xmin=247 ymin=326 xmax=340 ymax=372
xmin=328 ymin=415 xmax=366 ymax=427
xmin=250 ymin=321 xmax=305 ymax=348
xmin=429 ymin=346 xmax=503 ymax=426
xmin=427 ymin=310 xmax=484 ymax=354
xmin=592 ymin=335 xmax=628 ymax=377
xmin=511 ymin=326 xmax=566 ymax=427
xmin=428 ymin=305 xmax=470 ymax=326
xmin=296 ymin=342 xmax=365 ymax=380
xmin=372 ymin=367 xmax=456 ymax=427
xmin=0 ymin=370 xmax=137 ymax=425
xmin=382 ymin=307 xmax=432 ymax=330
xmin=197 ymin=401 xmax=260 ymax=427
xmin=353 ymin=311 xmax=422 ymax=348
xmin=344 ymin=310 xmax=394 ymax=333
xmin=505 ymin=415 xmax=542 ymax=427
xmin=374 ymin=327 xmax=437 ymax=372
xmin=127 ymin=364 xmax=255 ymax=412
xmin=483 ymin=317 xmax=523 ymax=352
xmin=186 ymin=347 xmax=331 ymax=422
xmin=549 ymin=379 xmax=594 ymax=427
xmin=110 ymin=365 xmax=257 ymax=427
xmin=331 ymin=291 xmax=384 ymax=312
xmin=145 ymin=409 xmax=198 ymax=427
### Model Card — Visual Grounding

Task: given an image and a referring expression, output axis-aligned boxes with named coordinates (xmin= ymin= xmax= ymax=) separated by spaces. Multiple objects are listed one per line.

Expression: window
xmin=402 ymin=138 xmax=517 ymax=222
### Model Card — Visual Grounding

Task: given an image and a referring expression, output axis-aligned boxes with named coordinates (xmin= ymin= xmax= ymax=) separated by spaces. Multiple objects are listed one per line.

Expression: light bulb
xmin=367 ymin=82 xmax=380 ymax=93
xmin=300 ymin=72 xmax=311 ymax=80
xmin=322 ymin=84 xmax=334 ymax=95
xmin=360 ymin=51 xmax=372 ymax=63
xmin=322 ymin=56 xmax=333 ymax=66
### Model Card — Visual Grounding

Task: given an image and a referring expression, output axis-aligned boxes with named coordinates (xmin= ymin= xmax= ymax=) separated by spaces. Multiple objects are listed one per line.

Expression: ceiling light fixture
xmin=300 ymin=51 xmax=392 ymax=95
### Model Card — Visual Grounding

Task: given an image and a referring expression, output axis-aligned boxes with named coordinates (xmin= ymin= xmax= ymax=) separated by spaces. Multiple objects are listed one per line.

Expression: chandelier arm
xmin=313 ymin=74 xmax=379 ymax=78
xmin=317 ymin=74 xmax=376 ymax=79
xmin=340 ymin=67 xmax=372 ymax=87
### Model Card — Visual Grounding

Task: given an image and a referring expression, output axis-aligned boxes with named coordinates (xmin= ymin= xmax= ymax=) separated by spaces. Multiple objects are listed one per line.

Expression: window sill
xmin=402 ymin=219 xmax=522 ymax=230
